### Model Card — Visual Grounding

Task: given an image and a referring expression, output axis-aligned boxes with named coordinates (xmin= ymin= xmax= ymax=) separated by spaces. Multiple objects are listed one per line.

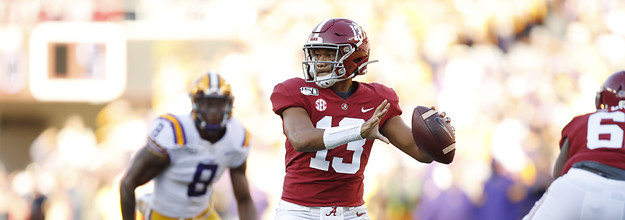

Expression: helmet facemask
xmin=192 ymin=96 xmax=233 ymax=132
xmin=189 ymin=72 xmax=234 ymax=133
xmin=302 ymin=44 xmax=355 ymax=88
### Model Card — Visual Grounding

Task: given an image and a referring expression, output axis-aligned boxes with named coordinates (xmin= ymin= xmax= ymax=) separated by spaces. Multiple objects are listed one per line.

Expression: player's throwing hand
xmin=361 ymin=99 xmax=390 ymax=144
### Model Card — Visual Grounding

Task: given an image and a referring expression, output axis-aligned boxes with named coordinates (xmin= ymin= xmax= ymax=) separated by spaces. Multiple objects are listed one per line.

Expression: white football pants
xmin=274 ymin=199 xmax=371 ymax=220
xmin=523 ymin=168 xmax=625 ymax=220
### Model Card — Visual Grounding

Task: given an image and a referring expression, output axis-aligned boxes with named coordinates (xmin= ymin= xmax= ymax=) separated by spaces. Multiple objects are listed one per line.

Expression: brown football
xmin=411 ymin=106 xmax=456 ymax=164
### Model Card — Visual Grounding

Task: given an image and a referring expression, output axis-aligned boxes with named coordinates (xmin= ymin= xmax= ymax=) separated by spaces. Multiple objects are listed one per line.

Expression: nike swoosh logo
xmin=356 ymin=212 xmax=367 ymax=217
xmin=361 ymin=107 xmax=374 ymax=113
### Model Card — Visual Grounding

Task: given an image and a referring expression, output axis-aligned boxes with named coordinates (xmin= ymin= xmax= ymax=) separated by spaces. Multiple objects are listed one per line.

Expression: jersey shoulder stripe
xmin=147 ymin=137 xmax=168 ymax=157
xmin=159 ymin=113 xmax=187 ymax=146
xmin=242 ymin=128 xmax=250 ymax=148
xmin=226 ymin=119 xmax=251 ymax=149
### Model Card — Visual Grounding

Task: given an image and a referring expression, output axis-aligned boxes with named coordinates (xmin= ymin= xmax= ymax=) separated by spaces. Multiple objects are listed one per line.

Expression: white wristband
xmin=322 ymin=122 xmax=364 ymax=149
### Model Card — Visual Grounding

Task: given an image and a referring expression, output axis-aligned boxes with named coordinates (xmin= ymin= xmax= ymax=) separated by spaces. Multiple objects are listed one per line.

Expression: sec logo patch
xmin=315 ymin=99 xmax=327 ymax=112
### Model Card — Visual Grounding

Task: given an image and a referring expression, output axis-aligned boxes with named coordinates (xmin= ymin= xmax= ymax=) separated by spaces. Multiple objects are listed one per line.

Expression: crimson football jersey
xmin=271 ymin=77 xmax=402 ymax=207
xmin=559 ymin=109 xmax=625 ymax=175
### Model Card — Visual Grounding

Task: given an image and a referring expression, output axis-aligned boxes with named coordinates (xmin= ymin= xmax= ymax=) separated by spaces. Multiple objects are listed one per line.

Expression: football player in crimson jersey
xmin=120 ymin=72 xmax=258 ymax=220
xmin=523 ymin=71 xmax=625 ymax=220
xmin=270 ymin=18 xmax=451 ymax=219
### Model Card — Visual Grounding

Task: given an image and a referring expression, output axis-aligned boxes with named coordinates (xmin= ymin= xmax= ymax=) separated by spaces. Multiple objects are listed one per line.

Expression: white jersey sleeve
xmin=146 ymin=113 xmax=189 ymax=157
xmin=224 ymin=119 xmax=251 ymax=168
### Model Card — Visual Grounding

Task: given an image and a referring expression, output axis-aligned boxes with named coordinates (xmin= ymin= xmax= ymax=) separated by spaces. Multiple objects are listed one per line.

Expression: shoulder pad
xmin=149 ymin=113 xmax=189 ymax=149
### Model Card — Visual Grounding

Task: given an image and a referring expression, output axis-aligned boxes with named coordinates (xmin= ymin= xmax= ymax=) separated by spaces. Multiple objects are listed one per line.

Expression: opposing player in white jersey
xmin=523 ymin=70 xmax=625 ymax=219
xmin=120 ymin=72 xmax=258 ymax=220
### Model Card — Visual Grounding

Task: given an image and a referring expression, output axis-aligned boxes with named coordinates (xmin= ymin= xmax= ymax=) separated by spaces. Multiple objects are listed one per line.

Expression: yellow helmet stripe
xmin=203 ymin=72 xmax=211 ymax=92
xmin=159 ymin=114 xmax=186 ymax=146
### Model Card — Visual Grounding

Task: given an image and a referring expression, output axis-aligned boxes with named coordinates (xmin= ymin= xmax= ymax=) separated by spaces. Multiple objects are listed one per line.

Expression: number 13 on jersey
xmin=310 ymin=116 xmax=365 ymax=174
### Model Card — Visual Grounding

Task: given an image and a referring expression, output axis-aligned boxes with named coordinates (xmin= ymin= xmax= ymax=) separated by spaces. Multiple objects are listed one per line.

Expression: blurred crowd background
xmin=1 ymin=0 xmax=625 ymax=219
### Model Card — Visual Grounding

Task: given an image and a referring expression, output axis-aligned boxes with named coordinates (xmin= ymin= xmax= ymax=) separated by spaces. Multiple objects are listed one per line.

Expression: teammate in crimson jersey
xmin=271 ymin=18 xmax=451 ymax=220
xmin=524 ymin=71 xmax=625 ymax=220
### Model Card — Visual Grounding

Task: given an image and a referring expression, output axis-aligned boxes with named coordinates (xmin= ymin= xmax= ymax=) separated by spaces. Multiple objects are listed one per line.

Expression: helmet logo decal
xmin=300 ymin=87 xmax=319 ymax=96
xmin=308 ymin=36 xmax=323 ymax=43
xmin=315 ymin=99 xmax=327 ymax=112
xmin=349 ymin=24 xmax=364 ymax=45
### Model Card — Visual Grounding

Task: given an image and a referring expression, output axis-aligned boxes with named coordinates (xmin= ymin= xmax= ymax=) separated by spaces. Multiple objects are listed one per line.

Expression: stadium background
xmin=1 ymin=0 xmax=624 ymax=219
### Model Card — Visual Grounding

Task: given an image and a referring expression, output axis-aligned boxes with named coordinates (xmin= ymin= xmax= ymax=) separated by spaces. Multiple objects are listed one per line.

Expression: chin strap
xmin=196 ymin=115 xmax=225 ymax=132
xmin=315 ymin=74 xmax=337 ymax=88
xmin=201 ymin=123 xmax=222 ymax=132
